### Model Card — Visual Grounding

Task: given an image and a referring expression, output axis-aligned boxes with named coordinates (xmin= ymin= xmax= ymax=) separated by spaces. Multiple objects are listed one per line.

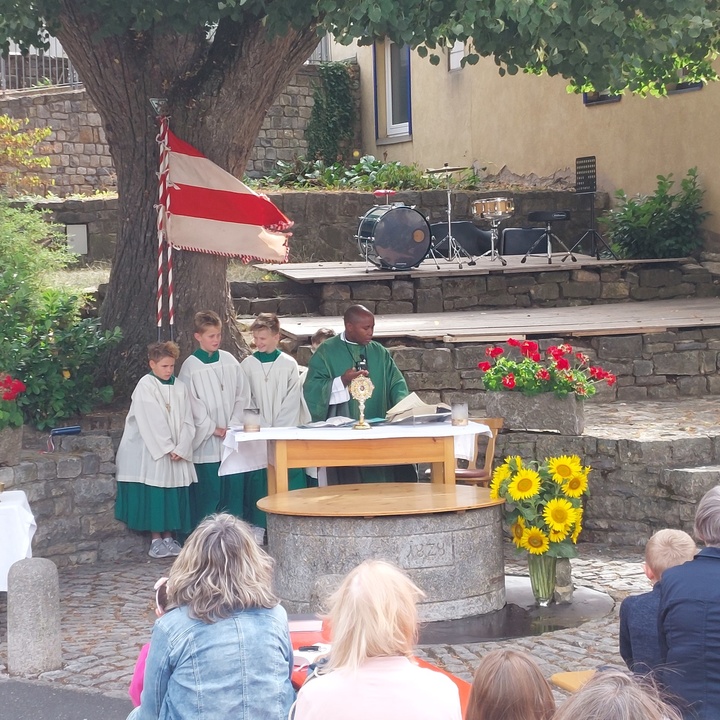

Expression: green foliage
xmin=306 ymin=61 xmax=355 ymax=163
xmin=265 ymin=155 xmax=483 ymax=190
xmin=0 ymin=200 xmax=121 ymax=429
xmin=604 ymin=168 xmax=709 ymax=259
xmin=0 ymin=0 xmax=718 ymax=97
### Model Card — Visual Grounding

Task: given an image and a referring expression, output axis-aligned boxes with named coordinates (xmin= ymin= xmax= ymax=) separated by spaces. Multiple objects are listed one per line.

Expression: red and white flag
xmin=159 ymin=127 xmax=291 ymax=263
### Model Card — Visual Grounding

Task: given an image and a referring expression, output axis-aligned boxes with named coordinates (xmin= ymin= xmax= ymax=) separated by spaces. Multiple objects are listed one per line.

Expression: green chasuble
xmin=303 ymin=334 xmax=413 ymax=483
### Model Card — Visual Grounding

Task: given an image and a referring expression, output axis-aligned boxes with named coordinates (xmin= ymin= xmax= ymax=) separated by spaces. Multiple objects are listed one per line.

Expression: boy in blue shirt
xmin=619 ymin=528 xmax=696 ymax=674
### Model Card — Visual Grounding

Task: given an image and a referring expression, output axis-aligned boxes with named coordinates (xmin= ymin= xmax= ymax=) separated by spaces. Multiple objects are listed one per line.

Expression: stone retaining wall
xmin=494 ymin=430 xmax=720 ymax=546
xmin=0 ymin=63 xmax=350 ymax=195
xmin=316 ymin=261 xmax=719 ymax=316
xmin=0 ymin=435 xmax=143 ymax=567
xmin=383 ymin=329 xmax=720 ymax=407
xmin=274 ymin=189 xmax=608 ymax=264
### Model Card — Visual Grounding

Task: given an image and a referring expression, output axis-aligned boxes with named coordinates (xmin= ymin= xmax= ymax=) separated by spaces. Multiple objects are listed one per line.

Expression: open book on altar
xmin=386 ymin=393 xmax=451 ymax=424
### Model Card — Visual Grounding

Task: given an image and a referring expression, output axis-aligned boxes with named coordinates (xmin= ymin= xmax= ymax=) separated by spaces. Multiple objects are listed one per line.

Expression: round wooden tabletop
xmin=257 ymin=482 xmax=504 ymax=517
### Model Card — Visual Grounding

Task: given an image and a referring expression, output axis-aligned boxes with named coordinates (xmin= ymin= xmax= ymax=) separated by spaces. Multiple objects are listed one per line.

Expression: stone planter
xmin=0 ymin=424 xmax=23 ymax=466
xmin=484 ymin=392 xmax=584 ymax=435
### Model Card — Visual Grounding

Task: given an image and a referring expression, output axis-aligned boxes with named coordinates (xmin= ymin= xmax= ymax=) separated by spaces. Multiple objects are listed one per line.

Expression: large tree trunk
xmin=55 ymin=3 xmax=319 ymax=394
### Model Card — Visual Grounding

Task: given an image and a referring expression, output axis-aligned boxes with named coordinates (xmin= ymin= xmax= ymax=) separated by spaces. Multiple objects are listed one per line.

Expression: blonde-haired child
xmin=619 ymin=528 xmax=697 ymax=674
xmin=115 ymin=342 xmax=197 ymax=558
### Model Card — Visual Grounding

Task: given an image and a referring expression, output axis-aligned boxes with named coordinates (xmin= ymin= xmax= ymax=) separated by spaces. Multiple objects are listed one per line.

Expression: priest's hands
xmin=213 ymin=426 xmax=227 ymax=439
xmin=341 ymin=367 xmax=369 ymax=386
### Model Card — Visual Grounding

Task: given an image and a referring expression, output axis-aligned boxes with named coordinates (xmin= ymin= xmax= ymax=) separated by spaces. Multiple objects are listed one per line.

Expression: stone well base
xmin=267 ymin=505 xmax=505 ymax=622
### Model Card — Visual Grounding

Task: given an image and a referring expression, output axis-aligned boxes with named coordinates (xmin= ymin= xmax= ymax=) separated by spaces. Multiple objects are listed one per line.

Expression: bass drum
xmin=356 ymin=205 xmax=431 ymax=270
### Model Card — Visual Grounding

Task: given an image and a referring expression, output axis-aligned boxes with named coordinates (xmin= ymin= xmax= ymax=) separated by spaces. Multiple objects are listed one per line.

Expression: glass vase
xmin=527 ymin=554 xmax=557 ymax=607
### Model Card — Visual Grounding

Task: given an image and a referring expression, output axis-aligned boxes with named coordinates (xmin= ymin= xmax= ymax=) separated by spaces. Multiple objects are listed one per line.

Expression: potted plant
xmin=478 ymin=339 xmax=617 ymax=434
xmin=0 ymin=373 xmax=26 ymax=466
xmin=490 ymin=453 xmax=590 ymax=606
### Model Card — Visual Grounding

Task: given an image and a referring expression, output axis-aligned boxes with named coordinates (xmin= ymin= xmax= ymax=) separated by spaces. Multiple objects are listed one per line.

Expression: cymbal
xmin=425 ymin=165 xmax=468 ymax=175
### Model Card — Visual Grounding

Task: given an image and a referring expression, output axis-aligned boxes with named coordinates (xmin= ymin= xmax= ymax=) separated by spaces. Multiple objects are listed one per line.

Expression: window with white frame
xmin=448 ymin=40 xmax=465 ymax=71
xmin=384 ymin=40 xmax=411 ymax=136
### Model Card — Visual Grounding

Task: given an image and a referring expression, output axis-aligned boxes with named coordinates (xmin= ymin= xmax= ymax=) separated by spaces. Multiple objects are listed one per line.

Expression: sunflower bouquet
xmin=490 ymin=454 xmax=589 ymax=559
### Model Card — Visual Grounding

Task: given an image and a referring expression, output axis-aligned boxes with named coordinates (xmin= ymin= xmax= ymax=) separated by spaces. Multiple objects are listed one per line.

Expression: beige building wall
xmin=333 ymin=42 xmax=720 ymax=247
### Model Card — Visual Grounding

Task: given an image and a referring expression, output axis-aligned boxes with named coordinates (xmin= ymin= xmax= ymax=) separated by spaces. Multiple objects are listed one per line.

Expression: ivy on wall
xmin=306 ymin=61 xmax=355 ymax=163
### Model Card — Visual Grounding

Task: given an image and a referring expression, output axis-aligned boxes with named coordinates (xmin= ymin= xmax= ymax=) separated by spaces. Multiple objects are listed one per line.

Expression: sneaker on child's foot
xmin=163 ymin=537 xmax=182 ymax=556
xmin=149 ymin=538 xmax=171 ymax=559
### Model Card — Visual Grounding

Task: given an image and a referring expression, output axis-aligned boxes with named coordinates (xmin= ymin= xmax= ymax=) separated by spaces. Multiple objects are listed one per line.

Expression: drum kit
xmin=355 ymin=164 xmax=513 ymax=271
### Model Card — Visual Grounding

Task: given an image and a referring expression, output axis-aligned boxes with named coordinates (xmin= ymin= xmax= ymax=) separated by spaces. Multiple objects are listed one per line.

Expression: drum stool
xmin=521 ymin=210 xmax=576 ymax=264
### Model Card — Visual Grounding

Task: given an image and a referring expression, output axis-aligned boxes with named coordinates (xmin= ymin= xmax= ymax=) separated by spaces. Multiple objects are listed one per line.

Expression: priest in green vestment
xmin=303 ymin=304 xmax=414 ymax=483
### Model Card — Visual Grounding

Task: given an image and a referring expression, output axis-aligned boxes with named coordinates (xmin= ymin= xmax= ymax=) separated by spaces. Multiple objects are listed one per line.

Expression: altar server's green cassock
xmin=303 ymin=333 xmax=412 ymax=483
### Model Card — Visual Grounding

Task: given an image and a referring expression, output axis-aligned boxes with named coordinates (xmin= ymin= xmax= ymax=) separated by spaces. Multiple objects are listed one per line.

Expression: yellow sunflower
xmin=510 ymin=517 xmax=526 ymax=548
xmin=504 ymin=455 xmax=524 ymax=471
xmin=547 ymin=455 xmax=583 ymax=484
xmin=490 ymin=464 xmax=512 ymax=499
xmin=563 ymin=472 xmax=589 ymax=498
xmin=521 ymin=526 xmax=550 ymax=555
xmin=543 ymin=497 xmax=577 ymax=532
xmin=571 ymin=508 xmax=584 ymax=543
xmin=549 ymin=527 xmax=569 ymax=543
xmin=507 ymin=468 xmax=541 ymax=501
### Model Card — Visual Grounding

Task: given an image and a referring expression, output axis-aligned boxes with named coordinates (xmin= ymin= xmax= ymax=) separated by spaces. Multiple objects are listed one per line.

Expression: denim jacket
xmin=127 ymin=603 xmax=295 ymax=720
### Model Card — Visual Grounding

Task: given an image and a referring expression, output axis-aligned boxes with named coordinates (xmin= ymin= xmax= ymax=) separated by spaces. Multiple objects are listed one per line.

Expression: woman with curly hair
xmin=128 ymin=513 xmax=295 ymax=720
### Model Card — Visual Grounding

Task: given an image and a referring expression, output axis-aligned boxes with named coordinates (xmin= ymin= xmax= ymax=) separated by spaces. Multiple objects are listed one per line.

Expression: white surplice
xmin=115 ymin=375 xmax=197 ymax=489
xmin=240 ymin=352 xmax=310 ymax=428
xmin=178 ymin=350 xmax=250 ymax=463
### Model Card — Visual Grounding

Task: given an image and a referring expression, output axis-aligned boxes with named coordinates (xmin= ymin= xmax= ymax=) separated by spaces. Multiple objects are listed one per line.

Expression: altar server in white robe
xmin=178 ymin=310 xmax=250 ymax=526
xmin=115 ymin=341 xmax=197 ymax=559
xmin=240 ymin=313 xmax=311 ymax=531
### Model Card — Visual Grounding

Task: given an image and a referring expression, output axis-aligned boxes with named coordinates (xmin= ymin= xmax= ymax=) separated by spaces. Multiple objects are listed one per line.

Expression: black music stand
xmin=562 ymin=156 xmax=617 ymax=262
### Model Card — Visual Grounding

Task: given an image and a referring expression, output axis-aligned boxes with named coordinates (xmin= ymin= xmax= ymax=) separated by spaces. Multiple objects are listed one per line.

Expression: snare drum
xmin=471 ymin=197 xmax=514 ymax=220
xmin=356 ymin=205 xmax=431 ymax=270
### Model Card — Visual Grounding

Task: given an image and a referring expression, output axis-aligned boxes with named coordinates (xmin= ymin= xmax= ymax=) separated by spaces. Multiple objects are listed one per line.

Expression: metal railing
xmin=1 ymin=37 xmax=82 ymax=94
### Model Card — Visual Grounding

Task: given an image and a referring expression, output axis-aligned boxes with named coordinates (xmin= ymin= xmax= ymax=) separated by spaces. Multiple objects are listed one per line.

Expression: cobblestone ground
xmin=0 ymin=543 xmax=648 ymax=702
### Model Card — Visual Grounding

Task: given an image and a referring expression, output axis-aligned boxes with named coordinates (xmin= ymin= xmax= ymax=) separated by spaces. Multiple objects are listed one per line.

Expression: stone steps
xmin=230 ymin=279 xmax=318 ymax=316
xmin=494 ymin=408 xmax=720 ymax=545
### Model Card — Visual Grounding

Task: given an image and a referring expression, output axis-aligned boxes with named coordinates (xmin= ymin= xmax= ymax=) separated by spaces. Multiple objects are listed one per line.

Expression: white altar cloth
xmin=0 ymin=490 xmax=37 ymax=592
xmin=219 ymin=421 xmax=491 ymax=477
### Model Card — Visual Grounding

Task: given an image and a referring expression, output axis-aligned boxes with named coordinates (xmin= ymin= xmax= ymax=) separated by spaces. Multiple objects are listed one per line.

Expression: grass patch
xmin=48 ymin=260 xmax=281 ymax=293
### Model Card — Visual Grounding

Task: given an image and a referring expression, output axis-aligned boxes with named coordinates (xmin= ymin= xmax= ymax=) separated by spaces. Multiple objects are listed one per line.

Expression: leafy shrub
xmin=0 ymin=115 xmax=52 ymax=195
xmin=604 ymin=168 xmax=709 ymax=259
xmin=0 ymin=200 xmax=121 ymax=429
xmin=265 ymin=155 xmax=482 ymax=191
xmin=306 ymin=62 xmax=355 ymax=163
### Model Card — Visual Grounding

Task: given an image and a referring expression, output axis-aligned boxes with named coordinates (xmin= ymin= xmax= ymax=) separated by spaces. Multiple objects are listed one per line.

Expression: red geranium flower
xmin=478 ymin=361 xmax=492 ymax=372
xmin=519 ymin=340 xmax=539 ymax=357
xmin=501 ymin=373 xmax=516 ymax=389
xmin=531 ymin=352 xmax=541 ymax=362
xmin=507 ymin=338 xmax=521 ymax=347
xmin=536 ymin=369 xmax=551 ymax=381
xmin=606 ymin=373 xmax=617 ymax=387
xmin=486 ymin=346 xmax=504 ymax=358
xmin=589 ymin=366 xmax=606 ymax=379
xmin=555 ymin=357 xmax=570 ymax=371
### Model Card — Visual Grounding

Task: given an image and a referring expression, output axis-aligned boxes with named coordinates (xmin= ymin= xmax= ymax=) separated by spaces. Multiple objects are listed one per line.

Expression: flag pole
xmin=155 ymin=113 xmax=170 ymax=341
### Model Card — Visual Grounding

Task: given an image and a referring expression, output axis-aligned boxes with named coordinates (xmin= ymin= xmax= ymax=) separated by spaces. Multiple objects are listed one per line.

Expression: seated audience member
xmin=129 ymin=577 xmax=169 ymax=707
xmin=293 ymin=560 xmax=461 ymax=720
xmin=658 ymin=486 xmax=720 ymax=719
xmin=466 ymin=648 xmax=555 ymax=720
xmin=552 ymin=670 xmax=682 ymax=720
xmin=311 ymin=327 xmax=336 ymax=354
xmin=619 ymin=528 xmax=697 ymax=674
xmin=127 ymin=514 xmax=295 ymax=720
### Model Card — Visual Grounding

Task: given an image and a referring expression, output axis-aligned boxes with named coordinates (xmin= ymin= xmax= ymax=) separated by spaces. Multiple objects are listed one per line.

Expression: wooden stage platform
xmin=260 ymin=255 xmax=684 ymax=284
xmin=280 ymin=297 xmax=720 ymax=343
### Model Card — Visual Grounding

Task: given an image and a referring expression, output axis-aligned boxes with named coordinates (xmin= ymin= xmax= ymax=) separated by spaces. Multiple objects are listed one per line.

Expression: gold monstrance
xmin=349 ymin=375 xmax=375 ymax=430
